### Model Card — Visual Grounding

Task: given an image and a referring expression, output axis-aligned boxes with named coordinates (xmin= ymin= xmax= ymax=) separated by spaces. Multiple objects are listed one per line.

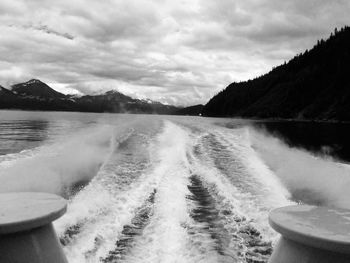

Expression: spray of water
xmin=249 ymin=127 xmax=350 ymax=209
xmin=0 ymin=125 xmax=114 ymax=195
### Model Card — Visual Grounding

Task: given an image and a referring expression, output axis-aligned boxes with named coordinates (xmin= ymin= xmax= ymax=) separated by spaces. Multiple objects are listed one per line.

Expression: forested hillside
xmin=203 ymin=27 xmax=350 ymax=121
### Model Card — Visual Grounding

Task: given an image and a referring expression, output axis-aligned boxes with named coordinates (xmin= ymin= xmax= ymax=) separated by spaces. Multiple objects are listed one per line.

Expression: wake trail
xmin=120 ymin=121 xmax=195 ymax=263
xmin=182 ymin=123 xmax=291 ymax=254
xmin=55 ymin=128 xmax=161 ymax=263
xmin=101 ymin=189 xmax=157 ymax=262
xmin=54 ymin=118 xmax=298 ymax=263
xmin=117 ymin=120 xmax=277 ymax=263
xmin=187 ymin=174 xmax=273 ymax=263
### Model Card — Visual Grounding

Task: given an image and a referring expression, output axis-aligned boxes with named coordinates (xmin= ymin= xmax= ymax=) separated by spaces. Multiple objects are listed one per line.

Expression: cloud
xmin=0 ymin=0 xmax=349 ymax=106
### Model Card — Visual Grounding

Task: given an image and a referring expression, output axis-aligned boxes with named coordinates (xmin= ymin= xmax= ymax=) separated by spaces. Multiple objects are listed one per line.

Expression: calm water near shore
xmin=1 ymin=110 xmax=350 ymax=263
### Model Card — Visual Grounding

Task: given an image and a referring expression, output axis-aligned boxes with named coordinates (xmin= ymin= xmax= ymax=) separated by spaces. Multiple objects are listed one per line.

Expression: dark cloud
xmin=0 ymin=0 xmax=349 ymax=106
xmin=31 ymin=25 xmax=74 ymax=40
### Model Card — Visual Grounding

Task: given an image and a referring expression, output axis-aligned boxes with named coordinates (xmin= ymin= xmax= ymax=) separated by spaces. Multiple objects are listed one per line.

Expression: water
xmin=1 ymin=110 xmax=350 ymax=262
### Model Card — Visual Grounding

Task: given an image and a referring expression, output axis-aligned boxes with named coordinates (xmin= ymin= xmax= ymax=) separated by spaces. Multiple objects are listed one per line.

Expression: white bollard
xmin=0 ymin=192 xmax=68 ymax=263
xmin=268 ymin=205 xmax=350 ymax=263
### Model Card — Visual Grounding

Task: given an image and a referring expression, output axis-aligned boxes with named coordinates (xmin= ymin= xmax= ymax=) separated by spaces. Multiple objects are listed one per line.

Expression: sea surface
xmin=1 ymin=110 xmax=350 ymax=263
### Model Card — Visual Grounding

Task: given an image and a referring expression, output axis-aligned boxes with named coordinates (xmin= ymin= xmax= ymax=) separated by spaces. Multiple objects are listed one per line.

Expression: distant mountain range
xmin=202 ymin=26 xmax=350 ymax=121
xmin=0 ymin=79 xmax=182 ymax=114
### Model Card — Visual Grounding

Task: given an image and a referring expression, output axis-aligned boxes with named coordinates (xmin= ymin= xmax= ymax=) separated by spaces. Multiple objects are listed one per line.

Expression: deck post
xmin=268 ymin=205 xmax=350 ymax=263
xmin=0 ymin=192 xmax=68 ymax=263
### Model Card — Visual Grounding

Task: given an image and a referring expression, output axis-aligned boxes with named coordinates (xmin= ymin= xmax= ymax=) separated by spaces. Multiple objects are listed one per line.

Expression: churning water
xmin=1 ymin=110 xmax=350 ymax=263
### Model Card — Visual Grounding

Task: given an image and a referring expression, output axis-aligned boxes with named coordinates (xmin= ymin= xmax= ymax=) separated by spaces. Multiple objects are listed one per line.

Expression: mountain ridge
xmin=0 ymin=80 xmax=182 ymax=114
xmin=0 ymin=86 xmax=16 ymax=97
xmin=12 ymin=79 xmax=67 ymax=99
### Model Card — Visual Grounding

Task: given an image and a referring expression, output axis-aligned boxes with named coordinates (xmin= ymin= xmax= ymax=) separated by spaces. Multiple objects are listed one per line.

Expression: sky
xmin=0 ymin=0 xmax=349 ymax=106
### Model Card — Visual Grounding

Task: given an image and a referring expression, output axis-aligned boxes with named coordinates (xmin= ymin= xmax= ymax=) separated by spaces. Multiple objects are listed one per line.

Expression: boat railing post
xmin=268 ymin=205 xmax=350 ymax=263
xmin=0 ymin=192 xmax=68 ymax=263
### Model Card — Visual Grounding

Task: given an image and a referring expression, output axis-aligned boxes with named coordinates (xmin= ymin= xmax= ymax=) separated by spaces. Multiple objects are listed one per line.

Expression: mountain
xmin=202 ymin=26 xmax=350 ymax=121
xmin=11 ymin=79 xmax=66 ymax=99
xmin=0 ymin=86 xmax=16 ymax=97
xmin=75 ymin=90 xmax=179 ymax=114
xmin=0 ymin=80 xmax=180 ymax=114
xmin=175 ymin=104 xmax=204 ymax=116
xmin=0 ymin=86 xmax=17 ymax=109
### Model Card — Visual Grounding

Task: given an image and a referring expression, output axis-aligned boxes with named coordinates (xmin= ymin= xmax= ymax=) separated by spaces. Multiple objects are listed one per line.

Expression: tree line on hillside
xmin=202 ymin=26 xmax=350 ymax=121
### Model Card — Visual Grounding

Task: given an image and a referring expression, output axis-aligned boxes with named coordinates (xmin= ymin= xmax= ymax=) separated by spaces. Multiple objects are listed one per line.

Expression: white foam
xmin=182 ymin=124 xmax=292 ymax=245
xmin=56 ymin=172 xmax=161 ymax=263
xmin=55 ymin=121 xmax=170 ymax=262
xmin=124 ymin=121 xmax=193 ymax=262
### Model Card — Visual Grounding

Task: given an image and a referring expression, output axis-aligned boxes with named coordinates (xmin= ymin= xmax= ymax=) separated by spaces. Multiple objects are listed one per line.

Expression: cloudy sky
xmin=0 ymin=0 xmax=349 ymax=105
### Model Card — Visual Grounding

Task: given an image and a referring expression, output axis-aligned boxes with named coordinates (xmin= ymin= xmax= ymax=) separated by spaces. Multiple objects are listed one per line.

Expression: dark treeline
xmin=175 ymin=104 xmax=203 ymax=116
xmin=202 ymin=26 xmax=350 ymax=121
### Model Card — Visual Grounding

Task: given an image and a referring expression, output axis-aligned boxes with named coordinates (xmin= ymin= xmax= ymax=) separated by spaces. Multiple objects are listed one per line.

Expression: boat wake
xmin=52 ymin=120 xmax=291 ymax=263
xmin=2 ymin=116 xmax=350 ymax=262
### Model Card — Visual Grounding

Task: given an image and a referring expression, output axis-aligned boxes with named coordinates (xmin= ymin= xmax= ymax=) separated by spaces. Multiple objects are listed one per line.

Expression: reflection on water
xmin=0 ymin=120 xmax=49 ymax=155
